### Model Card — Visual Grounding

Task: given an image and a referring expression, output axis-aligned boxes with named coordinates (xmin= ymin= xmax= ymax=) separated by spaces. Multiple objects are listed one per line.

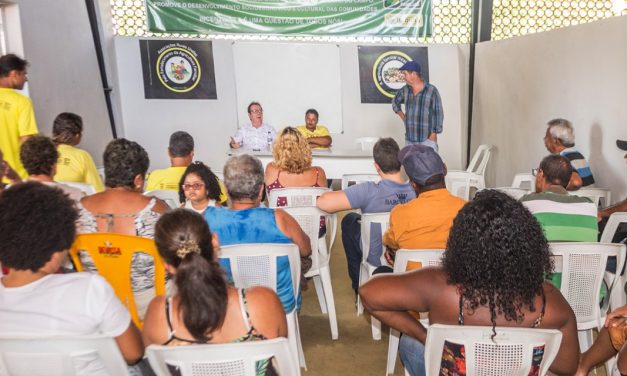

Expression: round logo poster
xmin=156 ymin=45 xmax=201 ymax=93
xmin=372 ymin=51 xmax=411 ymax=98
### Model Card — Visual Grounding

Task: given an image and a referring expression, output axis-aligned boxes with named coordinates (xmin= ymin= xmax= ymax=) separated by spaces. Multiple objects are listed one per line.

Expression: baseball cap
xmin=617 ymin=139 xmax=627 ymax=151
xmin=398 ymin=144 xmax=445 ymax=185
xmin=399 ymin=61 xmax=421 ymax=74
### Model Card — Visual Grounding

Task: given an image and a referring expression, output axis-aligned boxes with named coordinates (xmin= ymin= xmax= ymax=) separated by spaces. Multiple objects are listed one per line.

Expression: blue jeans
xmin=405 ymin=138 xmax=438 ymax=152
xmin=399 ymin=334 xmax=426 ymax=376
xmin=341 ymin=212 xmax=362 ymax=291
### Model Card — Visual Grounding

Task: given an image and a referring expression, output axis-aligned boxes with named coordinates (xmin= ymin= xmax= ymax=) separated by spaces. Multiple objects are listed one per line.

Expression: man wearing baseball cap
xmin=392 ymin=61 xmax=443 ymax=151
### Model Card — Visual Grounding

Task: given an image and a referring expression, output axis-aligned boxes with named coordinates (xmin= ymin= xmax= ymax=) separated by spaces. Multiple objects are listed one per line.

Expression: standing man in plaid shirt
xmin=392 ymin=61 xmax=443 ymax=152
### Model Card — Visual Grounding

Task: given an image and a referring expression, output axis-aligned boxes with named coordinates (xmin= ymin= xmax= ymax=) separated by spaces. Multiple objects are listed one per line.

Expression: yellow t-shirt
xmin=296 ymin=125 xmax=331 ymax=149
xmin=0 ymin=88 xmax=38 ymax=178
xmin=54 ymin=144 xmax=104 ymax=192
xmin=146 ymin=166 xmax=228 ymax=204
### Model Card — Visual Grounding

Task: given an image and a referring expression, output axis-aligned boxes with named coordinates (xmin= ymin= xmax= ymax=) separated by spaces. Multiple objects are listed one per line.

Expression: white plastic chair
xmin=58 ymin=181 xmax=96 ymax=196
xmin=424 ymin=324 xmax=563 ymax=375
xmin=218 ymin=243 xmax=305 ymax=370
xmin=279 ymin=205 xmax=339 ymax=341
xmin=354 ymin=137 xmax=379 ymax=151
xmin=601 ymin=213 xmax=627 ymax=311
xmin=512 ymin=173 xmax=536 ymax=192
xmin=146 ymin=337 xmax=298 ymax=376
xmin=569 ymin=187 xmax=612 ymax=207
xmin=386 ymin=250 xmax=444 ymax=375
xmin=492 ymin=187 xmax=530 ymax=200
xmin=549 ymin=242 xmax=626 ymax=351
xmin=340 ymin=173 xmax=380 ymax=190
xmin=0 ymin=335 xmax=130 ymax=375
xmin=144 ymin=189 xmax=180 ymax=209
xmin=445 ymin=144 xmax=493 ymax=200
xmin=356 ymin=212 xmax=390 ymax=341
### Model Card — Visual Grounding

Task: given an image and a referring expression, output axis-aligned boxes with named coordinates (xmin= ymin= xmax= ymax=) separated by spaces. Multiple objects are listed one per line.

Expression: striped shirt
xmin=392 ymin=83 xmax=443 ymax=143
xmin=560 ymin=147 xmax=595 ymax=187
xmin=521 ymin=186 xmax=598 ymax=242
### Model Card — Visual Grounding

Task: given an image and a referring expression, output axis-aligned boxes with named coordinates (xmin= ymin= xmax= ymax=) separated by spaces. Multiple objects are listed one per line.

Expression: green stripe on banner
xmin=145 ymin=0 xmax=432 ymax=38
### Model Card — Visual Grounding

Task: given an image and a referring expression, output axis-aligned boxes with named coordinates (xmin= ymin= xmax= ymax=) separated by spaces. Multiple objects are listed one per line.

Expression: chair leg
xmin=312 ymin=275 xmax=328 ymax=314
xmin=319 ymin=266 xmax=339 ymax=340
xmin=606 ymin=355 xmax=618 ymax=376
xmin=387 ymin=328 xmax=400 ymax=374
xmin=357 ymin=263 xmax=368 ymax=316
xmin=371 ymin=316 xmax=382 ymax=340
xmin=578 ymin=329 xmax=594 ymax=352
xmin=287 ymin=312 xmax=306 ymax=370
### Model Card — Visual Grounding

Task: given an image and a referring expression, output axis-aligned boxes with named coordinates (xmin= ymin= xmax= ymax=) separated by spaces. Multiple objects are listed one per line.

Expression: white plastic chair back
xmin=144 ymin=189 xmax=180 ymax=209
xmin=354 ymin=137 xmax=379 ymax=151
xmin=466 ymin=144 xmax=493 ymax=176
xmin=267 ymin=187 xmax=329 ymax=208
xmin=0 ymin=336 xmax=130 ymax=376
xmin=512 ymin=173 xmax=536 ymax=191
xmin=569 ymin=188 xmax=612 ymax=207
xmin=386 ymin=249 xmax=444 ymax=375
xmin=146 ymin=337 xmax=298 ymax=376
xmin=601 ymin=213 xmax=627 ymax=310
xmin=492 ymin=187 xmax=530 ymax=200
xmin=219 ymin=243 xmax=305 ymax=369
xmin=340 ymin=173 xmax=380 ymax=190
xmin=425 ymin=324 xmax=562 ymax=376
xmin=601 ymin=212 xmax=627 ymax=243
xmin=59 ymin=181 xmax=96 ymax=196
xmin=445 ymin=171 xmax=483 ymax=201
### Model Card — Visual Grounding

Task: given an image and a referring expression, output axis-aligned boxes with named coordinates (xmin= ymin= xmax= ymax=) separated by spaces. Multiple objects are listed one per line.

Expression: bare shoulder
xmin=542 ymin=282 xmax=576 ymax=325
xmin=245 ymin=286 xmax=283 ymax=310
xmin=152 ymin=198 xmax=170 ymax=214
xmin=243 ymin=286 xmax=287 ymax=338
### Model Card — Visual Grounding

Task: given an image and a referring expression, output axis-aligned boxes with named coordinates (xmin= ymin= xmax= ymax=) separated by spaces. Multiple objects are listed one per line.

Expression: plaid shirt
xmin=392 ymin=83 xmax=443 ymax=142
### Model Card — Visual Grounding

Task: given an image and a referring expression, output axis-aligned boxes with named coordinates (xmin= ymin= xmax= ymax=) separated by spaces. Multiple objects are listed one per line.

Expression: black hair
xmin=52 ymin=112 xmax=83 ymax=145
xmin=0 ymin=182 xmax=78 ymax=271
xmin=103 ymin=138 xmax=149 ymax=189
xmin=0 ymin=54 xmax=27 ymax=77
xmin=154 ymin=209 xmax=227 ymax=342
xmin=539 ymin=154 xmax=572 ymax=188
xmin=442 ymin=190 xmax=553 ymax=337
xmin=305 ymin=108 xmax=319 ymax=118
xmin=247 ymin=101 xmax=262 ymax=113
xmin=178 ymin=161 xmax=222 ymax=203
xmin=20 ymin=135 xmax=58 ymax=176
xmin=168 ymin=131 xmax=194 ymax=158
xmin=373 ymin=138 xmax=401 ymax=173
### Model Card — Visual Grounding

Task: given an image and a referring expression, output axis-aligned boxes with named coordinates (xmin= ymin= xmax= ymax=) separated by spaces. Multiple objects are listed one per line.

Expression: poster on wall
xmin=145 ymin=0 xmax=432 ymax=39
xmin=358 ymin=45 xmax=429 ymax=104
xmin=140 ymin=40 xmax=217 ymax=99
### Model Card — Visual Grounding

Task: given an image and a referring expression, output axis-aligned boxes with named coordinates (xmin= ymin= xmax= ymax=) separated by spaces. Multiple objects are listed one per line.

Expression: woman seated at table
xmin=359 ymin=190 xmax=579 ymax=376
xmin=178 ymin=161 xmax=223 ymax=214
xmin=143 ymin=209 xmax=287 ymax=375
xmin=0 ymin=183 xmax=143 ymax=366
xmin=76 ymin=138 xmax=170 ymax=318
xmin=265 ymin=126 xmax=327 ymax=204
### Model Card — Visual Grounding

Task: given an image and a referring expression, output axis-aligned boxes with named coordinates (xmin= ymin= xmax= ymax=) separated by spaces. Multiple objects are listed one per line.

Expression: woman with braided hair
xmin=359 ymin=189 xmax=580 ymax=376
xmin=143 ymin=209 xmax=287 ymax=374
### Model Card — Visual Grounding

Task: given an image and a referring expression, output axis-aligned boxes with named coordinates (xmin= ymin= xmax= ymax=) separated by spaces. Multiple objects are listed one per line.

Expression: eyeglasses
xmin=249 ymin=109 xmax=263 ymax=114
xmin=182 ymin=183 xmax=205 ymax=191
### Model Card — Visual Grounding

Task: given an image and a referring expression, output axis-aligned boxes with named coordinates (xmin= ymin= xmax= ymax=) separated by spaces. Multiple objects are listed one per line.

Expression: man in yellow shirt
xmin=296 ymin=109 xmax=332 ymax=149
xmin=0 ymin=54 xmax=38 ymax=179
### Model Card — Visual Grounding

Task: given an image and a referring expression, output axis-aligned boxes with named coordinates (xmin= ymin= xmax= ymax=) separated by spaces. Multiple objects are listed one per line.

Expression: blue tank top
xmin=205 ymin=207 xmax=297 ymax=312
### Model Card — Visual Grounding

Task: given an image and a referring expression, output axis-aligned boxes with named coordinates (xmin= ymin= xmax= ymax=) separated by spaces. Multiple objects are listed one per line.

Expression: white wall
xmin=472 ymin=15 xmax=627 ymax=203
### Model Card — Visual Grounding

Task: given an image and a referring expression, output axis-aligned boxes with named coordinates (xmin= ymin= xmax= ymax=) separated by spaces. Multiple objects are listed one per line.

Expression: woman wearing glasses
xmin=178 ymin=161 xmax=223 ymax=214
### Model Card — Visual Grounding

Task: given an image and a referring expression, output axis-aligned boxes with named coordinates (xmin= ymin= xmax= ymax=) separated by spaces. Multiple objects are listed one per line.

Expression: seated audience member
xmin=20 ymin=135 xmax=83 ymax=202
xmin=0 ymin=148 xmax=20 ymax=190
xmin=0 ymin=182 xmax=143 ymax=366
xmin=178 ymin=161 xmax=223 ymax=214
xmin=296 ymin=109 xmax=332 ymax=149
xmin=359 ymin=190 xmax=580 ymax=376
xmin=77 ymin=138 xmax=170 ymax=318
xmin=598 ymin=139 xmax=627 ymax=242
xmin=543 ymin=118 xmax=594 ymax=190
xmin=379 ymin=144 xmax=466 ymax=272
xmin=143 ymin=209 xmax=287 ymax=365
xmin=146 ymin=131 xmax=194 ymax=192
xmin=577 ymin=304 xmax=627 ymax=375
xmin=205 ymin=154 xmax=311 ymax=313
xmin=52 ymin=112 xmax=104 ymax=192
xmin=316 ymin=138 xmax=415 ymax=294
xmin=265 ymin=126 xmax=328 ymax=204
xmin=229 ymin=102 xmax=276 ymax=151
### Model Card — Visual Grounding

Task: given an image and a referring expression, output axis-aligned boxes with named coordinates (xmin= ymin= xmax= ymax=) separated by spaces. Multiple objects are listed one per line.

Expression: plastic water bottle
xmin=267 ymin=131 xmax=272 ymax=151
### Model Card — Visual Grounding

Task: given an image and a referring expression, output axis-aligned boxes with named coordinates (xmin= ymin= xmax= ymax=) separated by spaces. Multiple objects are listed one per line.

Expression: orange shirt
xmin=383 ymin=188 xmax=466 ymax=250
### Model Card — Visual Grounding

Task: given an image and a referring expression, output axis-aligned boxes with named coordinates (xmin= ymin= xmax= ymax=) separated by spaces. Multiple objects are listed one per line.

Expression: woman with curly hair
xmin=178 ymin=161 xmax=222 ymax=214
xmin=265 ymin=126 xmax=327 ymax=205
xmin=359 ymin=190 xmax=579 ymax=376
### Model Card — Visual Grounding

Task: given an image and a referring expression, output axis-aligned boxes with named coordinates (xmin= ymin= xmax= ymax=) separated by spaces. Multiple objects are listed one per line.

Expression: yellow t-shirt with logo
xmin=55 ymin=144 xmax=104 ymax=192
xmin=0 ymin=88 xmax=38 ymax=178
xmin=296 ymin=125 xmax=330 ymax=149
xmin=146 ymin=166 xmax=228 ymax=204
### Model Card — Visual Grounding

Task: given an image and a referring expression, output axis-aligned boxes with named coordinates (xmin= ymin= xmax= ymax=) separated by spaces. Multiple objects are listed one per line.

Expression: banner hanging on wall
xmin=357 ymin=45 xmax=429 ymax=103
xmin=145 ymin=0 xmax=432 ymax=38
xmin=140 ymin=40 xmax=217 ymax=99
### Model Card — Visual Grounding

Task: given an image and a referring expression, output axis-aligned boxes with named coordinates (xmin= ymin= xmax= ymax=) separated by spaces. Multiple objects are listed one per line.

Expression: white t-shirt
xmin=0 ymin=272 xmax=130 ymax=337
xmin=232 ymin=122 xmax=276 ymax=151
